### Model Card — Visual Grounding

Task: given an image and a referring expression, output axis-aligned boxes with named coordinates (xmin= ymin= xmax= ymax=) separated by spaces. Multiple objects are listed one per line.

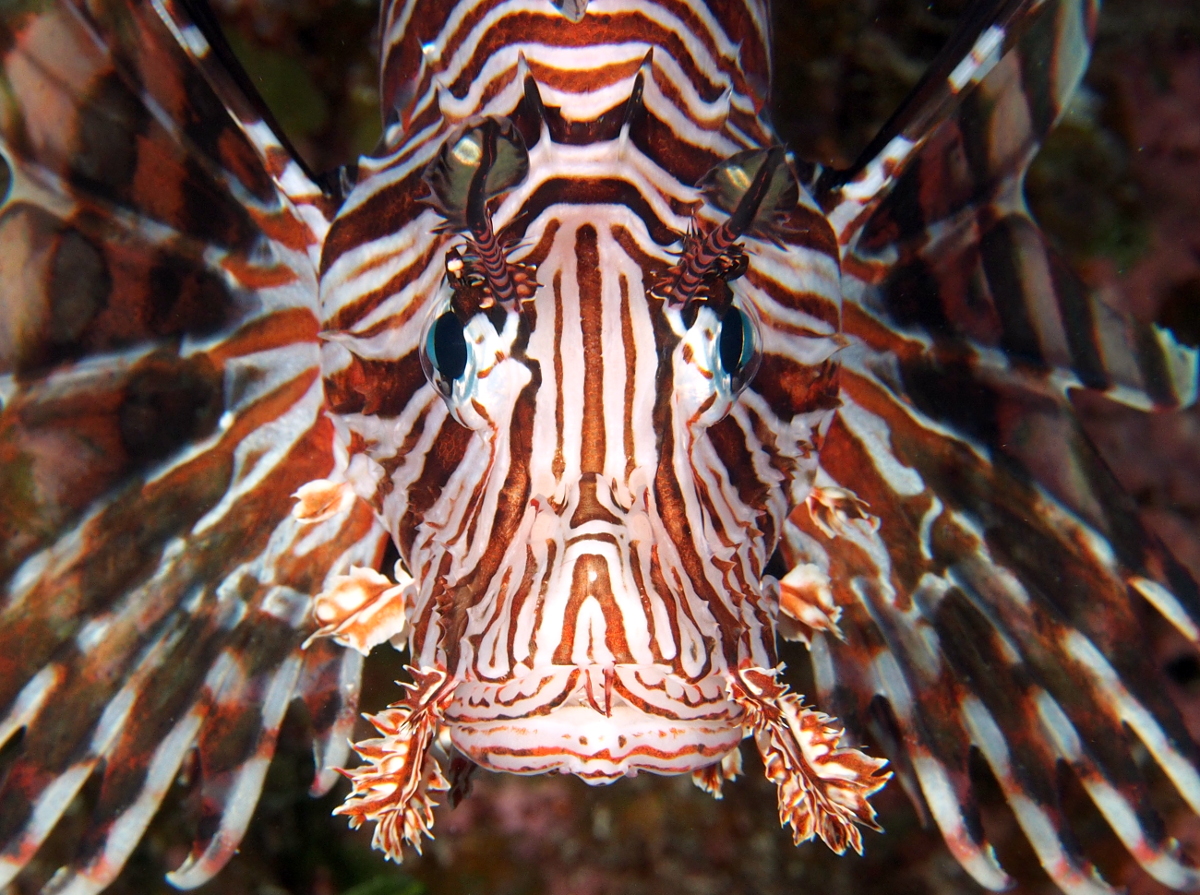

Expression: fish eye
xmin=425 ymin=310 xmax=469 ymax=393
xmin=717 ymin=305 xmax=758 ymax=390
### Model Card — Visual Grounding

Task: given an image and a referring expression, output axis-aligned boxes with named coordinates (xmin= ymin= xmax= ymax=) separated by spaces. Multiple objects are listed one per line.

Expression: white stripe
xmin=948 ymin=25 xmax=1005 ymax=92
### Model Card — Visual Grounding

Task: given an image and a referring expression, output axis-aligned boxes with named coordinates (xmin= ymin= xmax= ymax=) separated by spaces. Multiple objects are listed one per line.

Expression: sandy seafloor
xmin=12 ymin=0 xmax=1200 ymax=893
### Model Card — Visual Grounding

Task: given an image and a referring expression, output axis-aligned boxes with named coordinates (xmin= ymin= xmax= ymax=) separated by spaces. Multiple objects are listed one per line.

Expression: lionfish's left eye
xmin=717 ymin=305 xmax=759 ymax=392
xmin=425 ymin=311 xmax=469 ymax=394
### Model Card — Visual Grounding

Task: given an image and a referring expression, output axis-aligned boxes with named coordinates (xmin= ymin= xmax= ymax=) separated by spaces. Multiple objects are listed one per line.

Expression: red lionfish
xmin=0 ymin=0 xmax=1197 ymax=892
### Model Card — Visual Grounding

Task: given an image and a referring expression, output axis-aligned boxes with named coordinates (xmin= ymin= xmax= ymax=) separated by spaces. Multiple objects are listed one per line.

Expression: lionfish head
xmin=375 ymin=110 xmax=829 ymax=780
xmin=317 ymin=65 xmax=884 ymax=860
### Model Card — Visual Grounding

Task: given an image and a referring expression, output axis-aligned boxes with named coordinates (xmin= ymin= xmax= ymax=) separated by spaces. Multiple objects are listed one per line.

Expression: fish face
xmin=315 ymin=87 xmax=877 ymax=854
xmin=401 ymin=197 xmax=839 ymax=780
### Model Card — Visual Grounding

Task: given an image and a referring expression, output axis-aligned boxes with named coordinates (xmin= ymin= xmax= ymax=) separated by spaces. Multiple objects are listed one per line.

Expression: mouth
xmin=445 ymin=663 xmax=747 ymax=781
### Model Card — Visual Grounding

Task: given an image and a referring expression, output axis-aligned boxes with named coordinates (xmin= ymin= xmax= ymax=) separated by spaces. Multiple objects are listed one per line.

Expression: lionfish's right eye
xmin=718 ymin=305 xmax=754 ymax=381
xmin=426 ymin=310 xmax=469 ymax=392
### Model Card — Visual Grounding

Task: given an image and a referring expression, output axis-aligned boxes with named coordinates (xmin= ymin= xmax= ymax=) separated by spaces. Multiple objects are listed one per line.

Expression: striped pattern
xmin=323 ymin=0 xmax=883 ymax=850
xmin=0 ymin=3 xmax=385 ymax=893
xmin=0 ymin=1 xmax=1197 ymax=894
xmin=803 ymin=1 xmax=1200 ymax=892
xmin=821 ymin=0 xmax=1196 ymax=412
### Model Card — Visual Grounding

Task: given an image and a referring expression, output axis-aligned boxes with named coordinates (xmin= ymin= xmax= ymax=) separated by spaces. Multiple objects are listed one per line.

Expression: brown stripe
xmin=619 ymin=273 xmax=637 ymax=480
xmin=576 ymin=225 xmax=605 ymax=474
xmin=552 ymin=269 xmax=565 ymax=480
xmin=439 ymin=9 xmax=730 ymax=107
xmin=506 ymin=545 xmax=540 ymax=668
xmin=397 ymin=414 xmax=472 ymax=550
xmin=551 ymin=553 xmax=633 ymax=665
xmin=627 ymin=541 xmax=665 ymax=664
xmin=569 ymin=476 xmax=621 ymax=527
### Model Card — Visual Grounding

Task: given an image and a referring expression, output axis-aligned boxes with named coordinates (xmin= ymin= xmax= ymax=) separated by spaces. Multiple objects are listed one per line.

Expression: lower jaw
xmin=449 ymin=704 xmax=746 ymax=779
xmin=444 ymin=664 xmax=747 ymax=780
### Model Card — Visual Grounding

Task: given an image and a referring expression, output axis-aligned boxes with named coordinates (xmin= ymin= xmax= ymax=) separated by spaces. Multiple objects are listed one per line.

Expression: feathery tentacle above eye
xmin=666 ymin=146 xmax=798 ymax=307
xmin=423 ymin=116 xmax=530 ymax=306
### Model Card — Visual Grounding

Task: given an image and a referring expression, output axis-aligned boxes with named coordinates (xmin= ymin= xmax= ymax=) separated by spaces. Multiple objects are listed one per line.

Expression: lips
xmin=444 ymin=663 xmax=747 ymax=779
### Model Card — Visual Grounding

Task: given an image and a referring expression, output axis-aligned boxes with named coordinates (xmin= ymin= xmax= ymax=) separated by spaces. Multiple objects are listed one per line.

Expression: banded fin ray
xmin=0 ymin=2 xmax=385 ymax=892
xmin=787 ymin=348 xmax=1200 ymax=892
xmin=821 ymin=0 xmax=1196 ymax=412
xmin=782 ymin=0 xmax=1200 ymax=889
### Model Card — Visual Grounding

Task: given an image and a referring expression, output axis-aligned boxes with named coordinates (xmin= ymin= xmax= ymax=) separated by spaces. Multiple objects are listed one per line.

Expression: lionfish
xmin=0 ymin=0 xmax=1197 ymax=892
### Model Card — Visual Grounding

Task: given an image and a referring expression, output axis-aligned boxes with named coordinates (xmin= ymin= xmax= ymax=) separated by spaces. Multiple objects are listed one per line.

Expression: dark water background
xmin=18 ymin=1 xmax=1200 ymax=893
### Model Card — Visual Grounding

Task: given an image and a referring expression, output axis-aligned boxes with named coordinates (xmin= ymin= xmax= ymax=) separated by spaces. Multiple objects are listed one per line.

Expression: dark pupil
xmin=718 ymin=307 xmax=745 ymax=375
xmin=432 ymin=311 xmax=468 ymax=381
